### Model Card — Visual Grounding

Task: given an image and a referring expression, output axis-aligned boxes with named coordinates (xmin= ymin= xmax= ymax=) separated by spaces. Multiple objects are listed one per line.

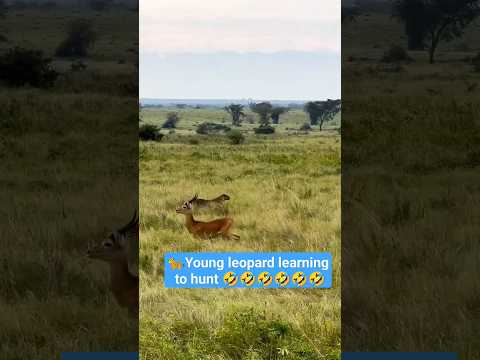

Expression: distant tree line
xmin=222 ymin=100 xmax=340 ymax=132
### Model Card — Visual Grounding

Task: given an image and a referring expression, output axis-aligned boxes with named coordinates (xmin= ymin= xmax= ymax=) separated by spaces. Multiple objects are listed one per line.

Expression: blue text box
xmin=164 ymin=252 xmax=332 ymax=288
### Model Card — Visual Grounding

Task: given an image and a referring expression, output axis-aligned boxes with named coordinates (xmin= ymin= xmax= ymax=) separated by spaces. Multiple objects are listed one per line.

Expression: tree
xmin=270 ymin=107 xmax=289 ymax=125
xmin=0 ymin=0 xmax=7 ymax=18
xmin=304 ymin=101 xmax=321 ymax=126
xmin=250 ymin=102 xmax=273 ymax=126
xmin=224 ymin=104 xmax=245 ymax=126
xmin=393 ymin=0 xmax=428 ymax=50
xmin=304 ymin=100 xmax=341 ymax=130
xmin=394 ymin=0 xmax=480 ymax=63
xmin=56 ymin=19 xmax=97 ymax=58
xmin=162 ymin=112 xmax=180 ymax=129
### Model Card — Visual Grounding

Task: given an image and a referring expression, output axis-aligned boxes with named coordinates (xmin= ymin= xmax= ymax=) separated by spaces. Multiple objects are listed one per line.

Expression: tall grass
xmin=140 ymin=134 xmax=341 ymax=359
xmin=342 ymin=17 xmax=480 ymax=357
xmin=0 ymin=8 xmax=138 ymax=357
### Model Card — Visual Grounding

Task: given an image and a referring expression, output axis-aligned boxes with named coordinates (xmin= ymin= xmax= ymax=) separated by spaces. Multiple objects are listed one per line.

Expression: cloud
xmin=140 ymin=0 xmax=340 ymax=54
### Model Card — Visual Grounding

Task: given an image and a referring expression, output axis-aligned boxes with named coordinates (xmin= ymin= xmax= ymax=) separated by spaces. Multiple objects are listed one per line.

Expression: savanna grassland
xmin=0 ymin=7 xmax=138 ymax=358
xmin=140 ymin=108 xmax=341 ymax=359
xmin=342 ymin=10 xmax=480 ymax=359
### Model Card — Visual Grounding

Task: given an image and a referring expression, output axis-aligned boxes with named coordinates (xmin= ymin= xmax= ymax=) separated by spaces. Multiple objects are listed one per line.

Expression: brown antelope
xmin=87 ymin=211 xmax=139 ymax=317
xmin=176 ymin=199 xmax=239 ymax=240
xmin=188 ymin=193 xmax=230 ymax=210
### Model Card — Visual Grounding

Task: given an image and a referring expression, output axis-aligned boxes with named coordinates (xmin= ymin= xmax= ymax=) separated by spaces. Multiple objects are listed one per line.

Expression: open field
xmin=0 ymin=8 xmax=138 ymax=358
xmin=342 ymin=10 xmax=480 ymax=359
xmin=139 ymin=123 xmax=341 ymax=359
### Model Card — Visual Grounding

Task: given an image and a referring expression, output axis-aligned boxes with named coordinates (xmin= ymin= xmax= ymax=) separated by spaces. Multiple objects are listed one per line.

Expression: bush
xmin=254 ymin=125 xmax=275 ymax=134
xmin=139 ymin=124 xmax=162 ymax=141
xmin=70 ymin=60 xmax=87 ymax=71
xmin=227 ymin=130 xmax=245 ymax=145
xmin=472 ymin=52 xmax=480 ymax=72
xmin=196 ymin=122 xmax=231 ymax=135
xmin=381 ymin=45 xmax=411 ymax=63
xmin=162 ymin=112 xmax=180 ymax=129
xmin=300 ymin=123 xmax=312 ymax=131
xmin=0 ymin=47 xmax=58 ymax=88
xmin=56 ymin=19 xmax=97 ymax=58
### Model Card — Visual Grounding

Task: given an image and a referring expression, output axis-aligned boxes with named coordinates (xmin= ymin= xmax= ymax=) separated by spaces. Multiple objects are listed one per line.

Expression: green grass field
xmin=342 ymin=10 xmax=480 ymax=359
xmin=139 ymin=110 xmax=341 ymax=359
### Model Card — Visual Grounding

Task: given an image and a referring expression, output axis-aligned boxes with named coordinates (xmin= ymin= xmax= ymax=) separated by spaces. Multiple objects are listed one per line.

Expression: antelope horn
xmin=118 ymin=210 xmax=138 ymax=234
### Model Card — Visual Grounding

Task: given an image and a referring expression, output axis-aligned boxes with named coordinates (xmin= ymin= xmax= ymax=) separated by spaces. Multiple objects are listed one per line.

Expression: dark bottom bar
xmin=342 ymin=353 xmax=457 ymax=360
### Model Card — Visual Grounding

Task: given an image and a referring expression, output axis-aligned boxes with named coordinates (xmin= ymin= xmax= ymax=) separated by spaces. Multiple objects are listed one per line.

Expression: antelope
xmin=87 ymin=211 xmax=139 ymax=317
xmin=188 ymin=193 xmax=230 ymax=210
xmin=176 ymin=199 xmax=239 ymax=240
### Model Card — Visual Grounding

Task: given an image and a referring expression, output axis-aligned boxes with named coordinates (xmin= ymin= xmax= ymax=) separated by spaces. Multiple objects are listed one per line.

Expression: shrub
xmin=139 ymin=124 xmax=162 ymax=141
xmin=381 ymin=45 xmax=411 ymax=63
xmin=70 ymin=60 xmax=87 ymax=71
xmin=0 ymin=47 xmax=58 ymax=88
xmin=300 ymin=123 xmax=312 ymax=131
xmin=196 ymin=122 xmax=231 ymax=135
xmin=472 ymin=52 xmax=480 ymax=72
xmin=162 ymin=112 xmax=180 ymax=129
xmin=56 ymin=19 xmax=97 ymax=58
xmin=254 ymin=125 xmax=275 ymax=134
xmin=227 ymin=130 xmax=245 ymax=145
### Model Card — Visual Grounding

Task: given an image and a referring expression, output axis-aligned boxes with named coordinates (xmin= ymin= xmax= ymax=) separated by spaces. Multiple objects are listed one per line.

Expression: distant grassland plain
xmin=140 ymin=107 xmax=341 ymax=359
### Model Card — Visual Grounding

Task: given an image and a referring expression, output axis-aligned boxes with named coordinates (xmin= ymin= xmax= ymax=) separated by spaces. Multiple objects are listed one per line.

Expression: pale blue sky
xmin=140 ymin=0 xmax=340 ymax=100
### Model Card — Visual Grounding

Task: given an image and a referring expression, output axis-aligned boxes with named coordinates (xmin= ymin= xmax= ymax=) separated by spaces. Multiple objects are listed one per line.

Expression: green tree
xmin=56 ymin=19 xmax=97 ymax=58
xmin=0 ymin=0 xmax=7 ymax=18
xmin=304 ymin=100 xmax=341 ymax=130
xmin=250 ymin=102 xmax=273 ymax=126
xmin=270 ymin=107 xmax=289 ymax=124
xmin=394 ymin=0 xmax=480 ymax=63
xmin=224 ymin=104 xmax=245 ymax=126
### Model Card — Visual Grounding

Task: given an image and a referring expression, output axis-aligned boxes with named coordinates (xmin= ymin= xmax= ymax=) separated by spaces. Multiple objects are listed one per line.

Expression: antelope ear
xmin=193 ymin=193 xmax=198 ymax=201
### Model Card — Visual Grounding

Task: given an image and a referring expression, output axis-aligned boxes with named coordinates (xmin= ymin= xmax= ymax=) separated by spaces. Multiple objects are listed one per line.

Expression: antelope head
xmin=176 ymin=199 xmax=194 ymax=215
xmin=87 ymin=210 xmax=139 ymax=263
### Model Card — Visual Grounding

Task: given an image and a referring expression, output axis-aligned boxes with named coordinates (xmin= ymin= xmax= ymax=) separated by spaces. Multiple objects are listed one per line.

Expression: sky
xmin=140 ymin=0 xmax=341 ymax=101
